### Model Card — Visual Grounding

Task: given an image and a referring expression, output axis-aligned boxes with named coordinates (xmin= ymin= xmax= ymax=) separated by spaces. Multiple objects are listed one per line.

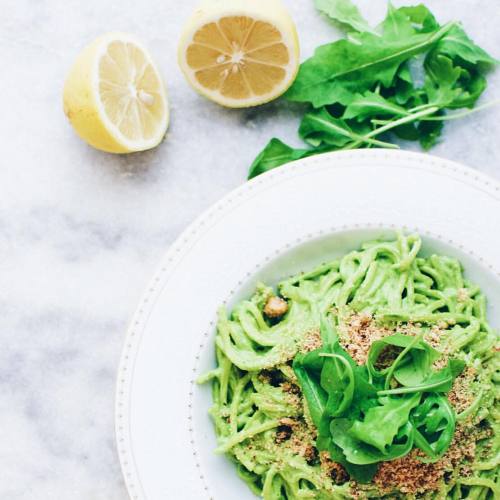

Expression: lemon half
xmin=178 ymin=0 xmax=300 ymax=108
xmin=63 ymin=33 xmax=169 ymax=153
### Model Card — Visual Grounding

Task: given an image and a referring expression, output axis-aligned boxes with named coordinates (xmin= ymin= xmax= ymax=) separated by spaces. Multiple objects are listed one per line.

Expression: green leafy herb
xmin=299 ymin=107 xmax=398 ymax=148
xmin=412 ymin=394 xmax=456 ymax=461
xmin=248 ymin=139 xmax=319 ymax=179
xmin=285 ymin=23 xmax=453 ymax=108
xmin=434 ymin=24 xmax=498 ymax=67
xmin=330 ymin=417 xmax=414 ymax=465
xmin=366 ymin=332 xmax=440 ymax=385
xmin=248 ymin=0 xmax=498 ymax=179
xmin=293 ymin=353 xmax=327 ymax=427
xmin=342 ymin=91 xmax=409 ymax=121
xmin=378 ymin=358 xmax=466 ymax=395
xmin=397 ymin=5 xmax=439 ymax=33
xmin=314 ymin=0 xmax=376 ymax=34
xmin=347 ymin=393 xmax=421 ymax=455
xmin=292 ymin=315 xmax=465 ymax=482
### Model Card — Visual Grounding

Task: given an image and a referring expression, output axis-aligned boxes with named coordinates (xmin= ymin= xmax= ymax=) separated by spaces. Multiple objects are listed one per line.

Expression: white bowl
xmin=116 ymin=150 xmax=500 ymax=500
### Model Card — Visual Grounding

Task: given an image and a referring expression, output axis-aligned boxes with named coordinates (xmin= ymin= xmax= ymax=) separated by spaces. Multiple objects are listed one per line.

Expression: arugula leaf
xmin=378 ymin=358 xmax=465 ymax=395
xmin=452 ymin=70 xmax=487 ymax=109
xmin=425 ymin=54 xmax=488 ymax=109
xmin=285 ymin=23 xmax=453 ymax=108
xmin=293 ymin=353 xmax=327 ymax=427
xmin=320 ymin=353 xmax=355 ymax=416
xmin=248 ymin=1 xmax=498 ymax=178
xmin=434 ymin=24 xmax=498 ymax=67
xmin=380 ymin=2 xmax=418 ymax=39
xmin=247 ymin=139 xmax=318 ymax=179
xmin=411 ymin=394 xmax=456 ymax=461
xmin=417 ymin=118 xmax=444 ymax=149
xmin=299 ymin=107 xmax=401 ymax=148
xmin=293 ymin=316 xmax=357 ymax=427
xmin=331 ymin=417 xmax=415 ymax=464
xmin=314 ymin=0 xmax=376 ymax=34
xmin=397 ymin=4 xmax=439 ymax=33
xmin=392 ymin=64 xmax=417 ymax=105
xmin=301 ymin=346 xmax=329 ymax=373
xmin=366 ymin=333 xmax=439 ymax=384
xmin=393 ymin=122 xmax=419 ymax=141
xmin=294 ymin=320 xmax=465 ymax=475
xmin=342 ymin=91 xmax=409 ymax=121
xmin=299 ymin=108 xmax=357 ymax=147
xmin=327 ymin=440 xmax=379 ymax=483
xmin=424 ymin=54 xmax=464 ymax=106
xmin=348 ymin=393 xmax=421 ymax=454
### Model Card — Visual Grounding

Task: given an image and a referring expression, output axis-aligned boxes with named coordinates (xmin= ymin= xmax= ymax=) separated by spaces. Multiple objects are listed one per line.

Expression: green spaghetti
xmin=200 ymin=234 xmax=499 ymax=499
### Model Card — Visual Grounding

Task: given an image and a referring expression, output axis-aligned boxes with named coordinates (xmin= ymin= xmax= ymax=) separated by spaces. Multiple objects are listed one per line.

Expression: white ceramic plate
xmin=115 ymin=150 xmax=500 ymax=500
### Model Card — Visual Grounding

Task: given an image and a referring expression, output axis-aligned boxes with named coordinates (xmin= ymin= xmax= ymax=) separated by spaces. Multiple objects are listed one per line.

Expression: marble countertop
xmin=1 ymin=0 xmax=499 ymax=498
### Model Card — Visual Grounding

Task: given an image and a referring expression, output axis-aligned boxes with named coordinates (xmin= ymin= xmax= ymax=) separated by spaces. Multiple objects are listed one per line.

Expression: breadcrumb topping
xmin=457 ymin=288 xmax=470 ymax=302
xmin=299 ymin=328 xmax=322 ymax=353
xmin=351 ymin=422 xmax=481 ymax=497
xmin=337 ymin=311 xmax=448 ymax=366
xmin=337 ymin=312 xmax=393 ymax=364
xmin=320 ymin=451 xmax=349 ymax=485
xmin=448 ymin=366 xmax=476 ymax=413
xmin=372 ymin=449 xmax=446 ymax=494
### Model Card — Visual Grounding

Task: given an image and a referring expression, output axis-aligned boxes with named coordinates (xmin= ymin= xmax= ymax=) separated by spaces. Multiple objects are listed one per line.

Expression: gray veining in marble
xmin=1 ymin=0 xmax=499 ymax=498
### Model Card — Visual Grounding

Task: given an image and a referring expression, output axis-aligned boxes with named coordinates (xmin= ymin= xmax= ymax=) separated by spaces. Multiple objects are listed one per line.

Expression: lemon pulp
xmin=178 ymin=0 xmax=299 ymax=108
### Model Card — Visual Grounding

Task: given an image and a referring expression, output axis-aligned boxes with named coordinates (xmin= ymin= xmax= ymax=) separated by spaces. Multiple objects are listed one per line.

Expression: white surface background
xmin=1 ymin=1 xmax=499 ymax=499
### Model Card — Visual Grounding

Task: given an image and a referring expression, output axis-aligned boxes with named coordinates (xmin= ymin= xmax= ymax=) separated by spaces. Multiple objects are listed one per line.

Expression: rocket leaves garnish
xmin=248 ymin=0 xmax=498 ymax=179
xmin=293 ymin=315 xmax=465 ymax=483
xmin=285 ymin=18 xmax=454 ymax=107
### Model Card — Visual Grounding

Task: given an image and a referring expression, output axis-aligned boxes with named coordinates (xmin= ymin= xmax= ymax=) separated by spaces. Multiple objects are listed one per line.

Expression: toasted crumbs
xmin=303 ymin=444 xmax=319 ymax=465
xmin=372 ymin=449 xmax=444 ymax=494
xmin=275 ymin=418 xmax=299 ymax=444
xmin=263 ymin=296 xmax=288 ymax=319
xmin=360 ymin=424 xmax=479 ymax=497
xmin=259 ymin=369 xmax=285 ymax=387
xmin=275 ymin=425 xmax=293 ymax=443
xmin=445 ymin=424 xmax=477 ymax=466
xmin=337 ymin=312 xmax=393 ymax=365
xmin=277 ymin=419 xmax=319 ymax=461
xmin=337 ymin=310 xmax=449 ymax=366
xmin=281 ymin=381 xmax=300 ymax=395
xmin=425 ymin=325 xmax=445 ymax=349
xmin=457 ymin=288 xmax=469 ymax=302
xmin=277 ymin=342 xmax=297 ymax=364
xmin=299 ymin=328 xmax=322 ymax=353
xmin=285 ymin=392 xmax=302 ymax=411
xmin=279 ymin=417 xmax=299 ymax=428
xmin=281 ymin=379 xmax=302 ymax=410
xmin=320 ymin=451 xmax=349 ymax=485
xmin=448 ymin=367 xmax=476 ymax=413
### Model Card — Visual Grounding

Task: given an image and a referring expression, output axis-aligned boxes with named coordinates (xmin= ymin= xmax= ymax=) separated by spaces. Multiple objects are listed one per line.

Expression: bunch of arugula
xmin=248 ymin=0 xmax=497 ymax=179
xmin=292 ymin=316 xmax=465 ymax=483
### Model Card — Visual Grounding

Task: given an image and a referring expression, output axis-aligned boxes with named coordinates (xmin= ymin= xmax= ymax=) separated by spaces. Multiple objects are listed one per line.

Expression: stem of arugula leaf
xmin=377 ymin=375 xmax=453 ymax=395
xmin=354 ymin=136 xmax=400 ymax=149
xmin=371 ymin=99 xmax=500 ymax=126
xmin=420 ymin=99 xmax=500 ymax=121
xmin=345 ymin=107 xmax=439 ymax=149
xmin=408 ymin=103 xmax=438 ymax=114
xmin=383 ymin=331 xmax=426 ymax=391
